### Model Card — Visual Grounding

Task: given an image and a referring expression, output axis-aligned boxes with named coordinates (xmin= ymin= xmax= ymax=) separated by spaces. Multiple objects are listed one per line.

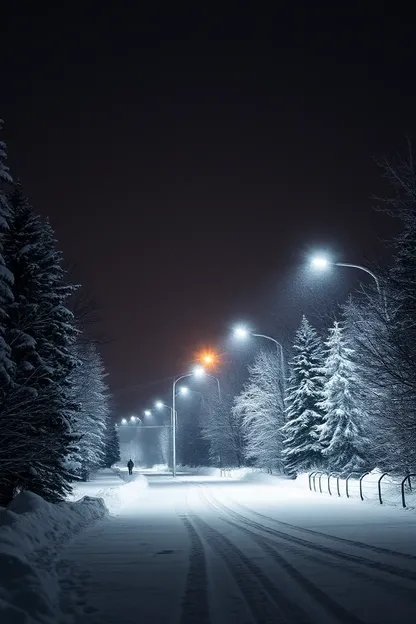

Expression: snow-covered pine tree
xmin=0 ymin=186 xmax=44 ymax=501
xmin=1 ymin=187 xmax=79 ymax=502
xmin=233 ymin=349 xmax=285 ymax=472
xmin=103 ymin=420 xmax=121 ymax=468
xmin=69 ymin=341 xmax=110 ymax=479
xmin=0 ymin=120 xmax=14 ymax=392
xmin=318 ymin=321 xmax=371 ymax=474
xmin=341 ymin=297 xmax=392 ymax=470
xmin=280 ymin=316 xmax=325 ymax=475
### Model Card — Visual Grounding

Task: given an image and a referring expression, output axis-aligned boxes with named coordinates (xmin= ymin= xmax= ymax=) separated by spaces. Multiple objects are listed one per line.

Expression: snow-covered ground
xmin=0 ymin=468 xmax=148 ymax=623
xmin=54 ymin=470 xmax=416 ymax=624
xmin=1 ymin=468 xmax=415 ymax=623
xmin=0 ymin=487 xmax=107 ymax=624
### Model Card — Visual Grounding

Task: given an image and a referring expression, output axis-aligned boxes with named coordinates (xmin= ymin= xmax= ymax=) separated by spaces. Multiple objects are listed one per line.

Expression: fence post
xmin=401 ymin=474 xmax=416 ymax=508
xmin=378 ymin=473 xmax=389 ymax=505
xmin=346 ymin=472 xmax=359 ymax=498
xmin=313 ymin=471 xmax=324 ymax=492
xmin=328 ymin=473 xmax=339 ymax=497
xmin=359 ymin=472 xmax=370 ymax=501
xmin=308 ymin=472 xmax=316 ymax=491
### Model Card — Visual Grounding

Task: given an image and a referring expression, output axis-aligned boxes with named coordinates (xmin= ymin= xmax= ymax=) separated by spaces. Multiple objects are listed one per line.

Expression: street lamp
xmin=171 ymin=366 xmax=208 ymax=477
xmin=233 ymin=325 xmax=286 ymax=394
xmin=121 ymin=418 xmax=127 ymax=425
xmin=310 ymin=254 xmax=382 ymax=295
xmin=144 ymin=410 xmax=152 ymax=417
xmin=179 ymin=386 xmax=189 ymax=395
xmin=310 ymin=253 xmax=388 ymax=317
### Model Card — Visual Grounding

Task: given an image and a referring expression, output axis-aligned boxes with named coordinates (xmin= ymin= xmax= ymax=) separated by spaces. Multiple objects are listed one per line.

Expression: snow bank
xmin=67 ymin=467 xmax=121 ymax=502
xmin=95 ymin=473 xmax=148 ymax=514
xmin=0 ymin=491 xmax=107 ymax=624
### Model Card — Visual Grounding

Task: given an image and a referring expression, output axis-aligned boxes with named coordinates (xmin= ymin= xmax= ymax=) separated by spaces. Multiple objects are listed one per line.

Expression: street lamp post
xmin=311 ymin=255 xmax=388 ymax=317
xmin=171 ymin=366 xmax=205 ymax=478
xmin=156 ymin=367 xmax=221 ymax=478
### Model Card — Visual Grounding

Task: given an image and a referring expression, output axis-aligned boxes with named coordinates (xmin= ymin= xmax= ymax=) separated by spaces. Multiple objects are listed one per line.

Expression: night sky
xmin=3 ymin=6 xmax=416 ymax=414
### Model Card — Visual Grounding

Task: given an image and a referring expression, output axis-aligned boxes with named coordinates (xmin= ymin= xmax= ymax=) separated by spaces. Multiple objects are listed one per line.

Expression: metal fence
xmin=308 ymin=470 xmax=416 ymax=508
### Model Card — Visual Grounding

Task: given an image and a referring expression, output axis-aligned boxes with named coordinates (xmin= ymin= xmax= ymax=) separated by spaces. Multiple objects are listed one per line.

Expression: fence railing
xmin=308 ymin=470 xmax=415 ymax=508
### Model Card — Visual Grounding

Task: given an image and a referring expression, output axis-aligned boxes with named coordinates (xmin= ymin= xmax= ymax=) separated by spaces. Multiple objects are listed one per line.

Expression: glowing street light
xmin=179 ymin=386 xmax=189 ymax=395
xmin=155 ymin=400 xmax=164 ymax=410
xmin=193 ymin=364 xmax=205 ymax=378
xmin=310 ymin=253 xmax=387 ymax=317
xmin=310 ymin=255 xmax=330 ymax=270
xmin=130 ymin=415 xmax=137 ymax=422
xmin=121 ymin=418 xmax=127 ymax=425
xmin=144 ymin=410 xmax=152 ymax=417
xmin=310 ymin=254 xmax=382 ymax=294
xmin=196 ymin=349 xmax=220 ymax=369
xmin=233 ymin=326 xmax=249 ymax=339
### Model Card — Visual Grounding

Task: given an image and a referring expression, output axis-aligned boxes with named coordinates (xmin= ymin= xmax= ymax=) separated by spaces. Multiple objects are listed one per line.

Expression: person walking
xmin=127 ymin=458 xmax=134 ymax=475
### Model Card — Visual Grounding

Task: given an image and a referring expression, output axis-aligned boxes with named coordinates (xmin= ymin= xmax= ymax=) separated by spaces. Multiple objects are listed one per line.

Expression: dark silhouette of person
xmin=127 ymin=459 xmax=134 ymax=475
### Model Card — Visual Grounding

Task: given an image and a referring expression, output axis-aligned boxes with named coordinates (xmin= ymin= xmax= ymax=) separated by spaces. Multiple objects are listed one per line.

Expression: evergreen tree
xmin=0 ymin=120 xmax=14 ymax=391
xmin=0 ymin=188 xmax=79 ymax=503
xmin=318 ymin=321 xmax=371 ymax=474
xmin=281 ymin=316 xmax=325 ymax=475
xmin=103 ymin=421 xmax=121 ymax=468
xmin=341 ymin=297 xmax=392 ymax=470
xmin=233 ymin=350 xmax=285 ymax=472
xmin=69 ymin=341 xmax=109 ymax=479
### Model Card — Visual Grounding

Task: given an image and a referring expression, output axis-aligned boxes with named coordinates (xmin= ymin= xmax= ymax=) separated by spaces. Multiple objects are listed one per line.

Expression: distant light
xmin=197 ymin=350 xmax=219 ymax=368
xmin=155 ymin=401 xmax=163 ymax=410
xmin=311 ymin=255 xmax=330 ymax=270
xmin=179 ymin=386 xmax=189 ymax=395
xmin=233 ymin=325 xmax=249 ymax=339
xmin=144 ymin=410 xmax=151 ymax=416
xmin=130 ymin=415 xmax=136 ymax=422
xmin=193 ymin=365 xmax=205 ymax=377
xmin=121 ymin=418 xmax=127 ymax=425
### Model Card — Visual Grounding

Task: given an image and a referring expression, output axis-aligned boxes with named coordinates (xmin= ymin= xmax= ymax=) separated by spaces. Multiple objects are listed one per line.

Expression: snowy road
xmin=58 ymin=472 xmax=416 ymax=624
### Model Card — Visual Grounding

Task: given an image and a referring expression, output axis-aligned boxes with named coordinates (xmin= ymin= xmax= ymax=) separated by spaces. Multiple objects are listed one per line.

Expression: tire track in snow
xmin=179 ymin=515 xmax=210 ymax=624
xmin=227 ymin=495 xmax=416 ymax=563
xmin=205 ymin=489 xmax=416 ymax=583
xmin=201 ymin=489 xmax=364 ymax=624
xmin=190 ymin=512 xmax=313 ymax=624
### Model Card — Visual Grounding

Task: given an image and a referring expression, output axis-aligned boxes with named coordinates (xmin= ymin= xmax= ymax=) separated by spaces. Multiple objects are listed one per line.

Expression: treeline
xmin=176 ymin=144 xmax=416 ymax=476
xmin=0 ymin=121 xmax=120 ymax=504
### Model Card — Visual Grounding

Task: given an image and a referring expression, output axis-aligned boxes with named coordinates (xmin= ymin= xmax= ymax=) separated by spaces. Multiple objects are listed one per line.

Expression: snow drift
xmin=0 ymin=491 xmax=107 ymax=624
xmin=0 ymin=468 xmax=150 ymax=623
xmin=95 ymin=473 xmax=148 ymax=514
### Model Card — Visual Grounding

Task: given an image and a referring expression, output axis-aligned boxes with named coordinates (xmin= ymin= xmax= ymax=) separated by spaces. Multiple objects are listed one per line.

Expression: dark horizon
xmin=3 ymin=6 xmax=416 ymax=414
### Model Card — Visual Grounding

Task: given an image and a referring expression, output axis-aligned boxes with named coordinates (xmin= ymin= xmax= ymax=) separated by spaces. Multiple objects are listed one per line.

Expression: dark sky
xmin=3 ymin=5 xmax=416 ymax=414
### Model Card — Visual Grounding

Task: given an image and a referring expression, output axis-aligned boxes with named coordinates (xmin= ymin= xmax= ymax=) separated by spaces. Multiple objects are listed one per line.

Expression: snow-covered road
xmin=58 ymin=472 xmax=416 ymax=624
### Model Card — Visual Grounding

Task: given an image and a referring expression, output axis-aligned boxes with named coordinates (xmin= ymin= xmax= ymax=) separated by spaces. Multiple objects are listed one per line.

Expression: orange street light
xmin=197 ymin=350 xmax=219 ymax=368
